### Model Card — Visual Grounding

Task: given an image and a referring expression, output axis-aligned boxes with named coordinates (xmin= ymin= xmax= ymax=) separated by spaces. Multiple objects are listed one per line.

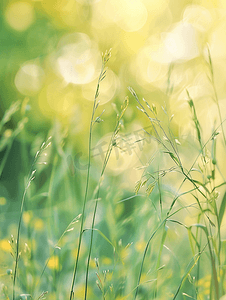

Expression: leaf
xmin=206 ymin=215 xmax=215 ymax=227
xmin=219 ymin=191 xmax=226 ymax=226
xmin=187 ymin=229 xmax=198 ymax=257
xmin=92 ymin=228 xmax=115 ymax=251
xmin=192 ymin=179 xmax=210 ymax=194
xmin=164 ymin=151 xmax=180 ymax=165
xmin=172 ymin=248 xmax=204 ymax=300
xmin=189 ymin=223 xmax=208 ymax=235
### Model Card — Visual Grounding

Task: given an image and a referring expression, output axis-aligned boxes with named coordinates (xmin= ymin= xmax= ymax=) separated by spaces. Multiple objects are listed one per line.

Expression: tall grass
xmin=69 ymin=49 xmax=112 ymax=300
xmin=128 ymin=54 xmax=226 ymax=299
xmin=69 ymin=48 xmax=129 ymax=299
xmin=12 ymin=136 xmax=52 ymax=300
xmin=1 ymin=48 xmax=226 ymax=300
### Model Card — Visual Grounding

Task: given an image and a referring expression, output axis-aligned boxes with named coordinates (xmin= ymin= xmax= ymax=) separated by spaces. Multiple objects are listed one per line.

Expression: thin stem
xmin=69 ymin=50 xmax=111 ymax=300
xmin=131 ymin=86 xmax=225 ymax=299
xmin=207 ymin=46 xmax=226 ymax=145
xmin=84 ymin=97 xmax=129 ymax=299
xmin=33 ymin=214 xmax=81 ymax=298
xmin=13 ymin=188 xmax=27 ymax=300
xmin=133 ymin=202 xmax=203 ymax=299
xmin=13 ymin=137 xmax=51 ymax=300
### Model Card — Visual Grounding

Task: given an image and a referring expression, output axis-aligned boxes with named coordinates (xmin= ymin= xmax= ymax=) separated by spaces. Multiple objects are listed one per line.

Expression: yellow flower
xmin=0 ymin=239 xmax=11 ymax=252
xmin=74 ymin=284 xmax=94 ymax=299
xmin=33 ymin=218 xmax=44 ymax=231
xmin=47 ymin=256 xmax=60 ymax=270
xmin=204 ymin=288 xmax=210 ymax=295
xmin=23 ymin=211 xmax=33 ymax=225
xmin=89 ymin=258 xmax=96 ymax=269
xmin=102 ymin=257 xmax=112 ymax=265
xmin=135 ymin=240 xmax=146 ymax=253
xmin=0 ymin=197 xmax=6 ymax=206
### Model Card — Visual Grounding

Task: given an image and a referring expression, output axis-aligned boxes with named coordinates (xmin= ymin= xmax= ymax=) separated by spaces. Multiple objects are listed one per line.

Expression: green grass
xmin=1 ymin=48 xmax=226 ymax=300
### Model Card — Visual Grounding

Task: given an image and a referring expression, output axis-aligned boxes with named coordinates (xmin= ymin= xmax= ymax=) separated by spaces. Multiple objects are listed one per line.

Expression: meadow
xmin=1 ymin=1 xmax=226 ymax=299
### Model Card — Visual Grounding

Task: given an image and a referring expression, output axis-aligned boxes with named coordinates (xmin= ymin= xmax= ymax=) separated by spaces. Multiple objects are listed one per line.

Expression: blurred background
xmin=1 ymin=0 xmax=226 ymax=299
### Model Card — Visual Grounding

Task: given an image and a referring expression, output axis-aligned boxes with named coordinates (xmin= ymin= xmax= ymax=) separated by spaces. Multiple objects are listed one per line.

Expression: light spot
xmin=142 ymin=0 xmax=169 ymax=14
xmin=15 ymin=63 xmax=45 ymax=96
xmin=5 ymin=2 xmax=35 ymax=31
xmin=56 ymin=33 xmax=101 ymax=85
xmin=93 ymin=133 xmax=142 ymax=174
xmin=76 ymin=0 xmax=100 ymax=4
xmin=39 ymin=79 xmax=77 ymax=119
xmin=133 ymin=43 xmax=169 ymax=89
xmin=163 ymin=22 xmax=200 ymax=61
xmin=219 ymin=0 xmax=226 ymax=8
xmin=121 ymin=31 xmax=147 ymax=54
xmin=209 ymin=20 xmax=226 ymax=59
xmin=105 ymin=0 xmax=148 ymax=32
xmin=144 ymin=23 xmax=200 ymax=67
xmin=183 ymin=5 xmax=213 ymax=32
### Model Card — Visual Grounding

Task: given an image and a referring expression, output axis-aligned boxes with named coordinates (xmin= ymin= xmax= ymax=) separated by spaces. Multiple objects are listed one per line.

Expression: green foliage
xmin=1 ymin=6 xmax=226 ymax=300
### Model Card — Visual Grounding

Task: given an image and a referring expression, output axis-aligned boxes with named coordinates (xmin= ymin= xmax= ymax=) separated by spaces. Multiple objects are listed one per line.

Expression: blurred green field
xmin=1 ymin=0 xmax=226 ymax=299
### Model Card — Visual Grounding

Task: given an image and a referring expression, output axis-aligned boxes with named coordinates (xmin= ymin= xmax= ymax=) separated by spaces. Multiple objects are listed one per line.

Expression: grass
xmin=1 ymin=47 xmax=226 ymax=300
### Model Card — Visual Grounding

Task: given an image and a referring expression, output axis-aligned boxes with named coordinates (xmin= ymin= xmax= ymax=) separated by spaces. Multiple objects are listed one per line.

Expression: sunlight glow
xmin=56 ymin=33 xmax=101 ymax=84
xmin=105 ymin=0 xmax=148 ymax=32
xmin=15 ymin=63 xmax=45 ymax=96
xmin=5 ymin=2 xmax=35 ymax=31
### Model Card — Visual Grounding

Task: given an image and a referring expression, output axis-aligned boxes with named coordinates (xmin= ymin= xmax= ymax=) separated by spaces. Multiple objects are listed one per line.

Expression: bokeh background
xmin=1 ymin=0 xmax=226 ymax=299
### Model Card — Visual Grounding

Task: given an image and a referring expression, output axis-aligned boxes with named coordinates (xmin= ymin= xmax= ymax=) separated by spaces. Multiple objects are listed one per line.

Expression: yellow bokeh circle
xmin=105 ymin=0 xmax=148 ymax=32
xmin=15 ymin=63 xmax=45 ymax=96
xmin=56 ymin=33 xmax=102 ymax=85
xmin=5 ymin=2 xmax=35 ymax=31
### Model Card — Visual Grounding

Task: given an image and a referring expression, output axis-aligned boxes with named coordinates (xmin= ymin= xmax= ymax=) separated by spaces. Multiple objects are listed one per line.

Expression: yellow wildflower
xmin=33 ymin=218 xmax=44 ymax=231
xmin=47 ymin=256 xmax=60 ymax=270
xmin=102 ymin=257 xmax=112 ymax=265
xmin=23 ymin=211 xmax=33 ymax=225
xmin=135 ymin=240 xmax=146 ymax=253
xmin=0 ymin=239 xmax=11 ymax=252
xmin=0 ymin=197 xmax=6 ymax=206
